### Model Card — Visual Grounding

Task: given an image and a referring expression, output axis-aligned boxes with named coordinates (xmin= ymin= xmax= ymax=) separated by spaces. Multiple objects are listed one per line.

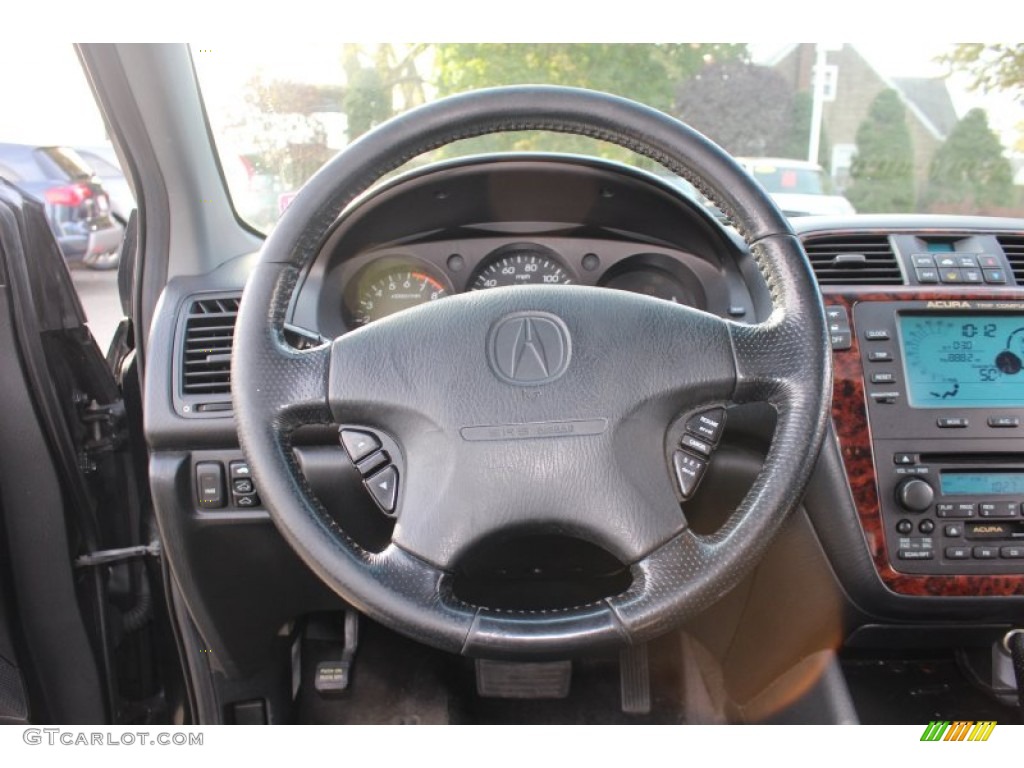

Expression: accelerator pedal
xmin=620 ymin=643 xmax=652 ymax=714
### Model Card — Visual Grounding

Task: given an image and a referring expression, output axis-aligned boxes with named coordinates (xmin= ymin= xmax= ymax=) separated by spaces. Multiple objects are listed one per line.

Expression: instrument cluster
xmin=340 ymin=238 xmax=717 ymax=330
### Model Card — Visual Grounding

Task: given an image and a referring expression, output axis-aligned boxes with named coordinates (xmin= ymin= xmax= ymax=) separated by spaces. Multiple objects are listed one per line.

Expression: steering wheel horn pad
xmin=232 ymin=86 xmax=832 ymax=658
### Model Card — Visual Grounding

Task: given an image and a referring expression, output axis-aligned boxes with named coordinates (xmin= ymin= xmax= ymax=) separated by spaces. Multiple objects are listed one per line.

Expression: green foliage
xmin=342 ymin=65 xmax=392 ymax=141
xmin=341 ymin=43 xmax=429 ymax=141
xmin=674 ymin=61 xmax=794 ymax=156
xmin=779 ymin=91 xmax=831 ymax=166
xmin=846 ymin=89 xmax=915 ymax=213
xmin=941 ymin=44 xmax=1024 ymax=96
xmin=432 ymin=44 xmax=746 ymax=159
xmin=926 ymin=108 xmax=1013 ymax=211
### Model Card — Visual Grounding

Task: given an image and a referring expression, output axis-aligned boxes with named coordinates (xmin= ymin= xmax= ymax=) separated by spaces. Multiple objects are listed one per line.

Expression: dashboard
xmin=285 ymin=156 xmax=761 ymax=342
xmin=145 ymin=153 xmax=1024 ymax=678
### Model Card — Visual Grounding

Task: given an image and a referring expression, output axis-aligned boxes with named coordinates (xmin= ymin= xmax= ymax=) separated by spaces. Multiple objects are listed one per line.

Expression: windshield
xmin=193 ymin=43 xmax=1024 ymax=231
xmin=745 ymin=164 xmax=826 ymax=195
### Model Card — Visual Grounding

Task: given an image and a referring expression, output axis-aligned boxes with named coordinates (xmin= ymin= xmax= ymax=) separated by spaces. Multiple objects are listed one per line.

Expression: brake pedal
xmin=620 ymin=643 xmax=651 ymax=714
xmin=313 ymin=610 xmax=360 ymax=696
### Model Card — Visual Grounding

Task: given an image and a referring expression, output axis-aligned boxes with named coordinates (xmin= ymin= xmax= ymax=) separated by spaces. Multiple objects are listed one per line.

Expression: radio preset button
xmin=979 ymin=502 xmax=1018 ymax=517
xmin=936 ymin=504 xmax=974 ymax=518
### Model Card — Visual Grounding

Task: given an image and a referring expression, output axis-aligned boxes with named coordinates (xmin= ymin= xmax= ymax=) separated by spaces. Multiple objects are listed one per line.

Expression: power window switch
xmin=196 ymin=461 xmax=225 ymax=508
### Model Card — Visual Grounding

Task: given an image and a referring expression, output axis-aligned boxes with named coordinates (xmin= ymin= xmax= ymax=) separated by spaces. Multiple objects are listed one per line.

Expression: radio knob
xmin=896 ymin=478 xmax=935 ymax=512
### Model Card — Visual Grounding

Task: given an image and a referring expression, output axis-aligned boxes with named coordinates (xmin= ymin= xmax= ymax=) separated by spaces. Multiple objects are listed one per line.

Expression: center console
xmin=850 ymin=298 xmax=1024 ymax=577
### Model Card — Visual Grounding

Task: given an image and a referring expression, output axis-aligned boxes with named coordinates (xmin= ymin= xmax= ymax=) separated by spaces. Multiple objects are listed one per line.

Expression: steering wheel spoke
xmin=233 ymin=262 xmax=333 ymax=438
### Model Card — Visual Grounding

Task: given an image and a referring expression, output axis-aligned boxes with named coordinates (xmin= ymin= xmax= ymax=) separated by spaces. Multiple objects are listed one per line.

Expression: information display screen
xmin=899 ymin=314 xmax=1024 ymax=408
xmin=941 ymin=472 xmax=1024 ymax=496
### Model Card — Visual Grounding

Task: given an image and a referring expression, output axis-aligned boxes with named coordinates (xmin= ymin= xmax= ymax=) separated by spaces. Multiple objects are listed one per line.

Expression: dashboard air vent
xmin=801 ymin=234 xmax=903 ymax=286
xmin=181 ymin=296 xmax=239 ymax=396
xmin=997 ymin=235 xmax=1024 ymax=284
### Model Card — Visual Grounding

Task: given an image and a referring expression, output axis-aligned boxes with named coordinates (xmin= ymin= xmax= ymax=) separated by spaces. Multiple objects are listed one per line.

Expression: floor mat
xmin=296 ymin=619 xmax=692 ymax=724
xmin=841 ymin=651 xmax=1018 ymax=725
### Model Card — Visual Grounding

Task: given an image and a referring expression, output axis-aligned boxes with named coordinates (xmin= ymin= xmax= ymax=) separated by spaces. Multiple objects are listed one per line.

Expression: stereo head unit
xmin=851 ymin=300 xmax=1024 ymax=577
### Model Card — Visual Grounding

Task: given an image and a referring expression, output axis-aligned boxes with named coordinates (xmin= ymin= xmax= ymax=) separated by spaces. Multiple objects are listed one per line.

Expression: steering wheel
xmin=233 ymin=86 xmax=831 ymax=658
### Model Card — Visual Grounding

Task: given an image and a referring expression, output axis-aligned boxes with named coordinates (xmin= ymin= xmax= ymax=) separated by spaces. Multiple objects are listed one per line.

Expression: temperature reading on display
xmin=899 ymin=314 xmax=1024 ymax=408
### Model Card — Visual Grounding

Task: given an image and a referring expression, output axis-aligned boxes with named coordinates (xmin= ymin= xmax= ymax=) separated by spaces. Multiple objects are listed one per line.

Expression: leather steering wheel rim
xmin=232 ymin=85 xmax=832 ymax=658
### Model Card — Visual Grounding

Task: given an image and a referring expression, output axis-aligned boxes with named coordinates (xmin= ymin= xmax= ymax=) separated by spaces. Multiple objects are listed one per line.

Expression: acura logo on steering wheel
xmin=487 ymin=311 xmax=572 ymax=386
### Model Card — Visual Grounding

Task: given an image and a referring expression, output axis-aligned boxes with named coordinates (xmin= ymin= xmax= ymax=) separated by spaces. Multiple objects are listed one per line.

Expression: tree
xmin=242 ymin=78 xmax=341 ymax=190
xmin=432 ymin=44 xmax=747 ymax=159
xmin=845 ymin=89 xmax=915 ymax=213
xmin=674 ymin=61 xmax=795 ymax=157
xmin=926 ymin=108 xmax=1014 ymax=212
xmin=941 ymin=44 xmax=1024 ymax=97
xmin=779 ymin=91 xmax=831 ymax=166
xmin=240 ymin=44 xmax=429 ymax=196
xmin=341 ymin=44 xmax=429 ymax=142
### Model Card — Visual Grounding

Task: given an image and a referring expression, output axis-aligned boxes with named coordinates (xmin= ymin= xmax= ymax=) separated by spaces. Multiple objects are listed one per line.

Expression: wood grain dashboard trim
xmin=823 ymin=287 xmax=1024 ymax=597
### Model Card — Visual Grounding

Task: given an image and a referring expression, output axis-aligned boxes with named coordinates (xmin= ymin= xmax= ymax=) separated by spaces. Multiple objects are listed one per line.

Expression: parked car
xmin=73 ymin=143 xmax=135 ymax=225
xmin=0 ymin=143 xmax=123 ymax=269
xmin=735 ymin=157 xmax=857 ymax=216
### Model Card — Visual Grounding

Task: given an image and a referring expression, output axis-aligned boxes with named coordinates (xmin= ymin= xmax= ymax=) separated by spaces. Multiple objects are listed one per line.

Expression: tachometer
xmin=471 ymin=244 xmax=572 ymax=290
xmin=351 ymin=266 xmax=449 ymax=326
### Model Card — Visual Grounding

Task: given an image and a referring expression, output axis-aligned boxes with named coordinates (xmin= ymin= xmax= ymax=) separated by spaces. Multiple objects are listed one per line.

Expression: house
xmin=768 ymin=44 xmax=957 ymax=199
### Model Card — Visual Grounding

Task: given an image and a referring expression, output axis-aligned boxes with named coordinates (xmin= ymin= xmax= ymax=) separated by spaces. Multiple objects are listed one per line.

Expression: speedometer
xmin=471 ymin=245 xmax=572 ymax=290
